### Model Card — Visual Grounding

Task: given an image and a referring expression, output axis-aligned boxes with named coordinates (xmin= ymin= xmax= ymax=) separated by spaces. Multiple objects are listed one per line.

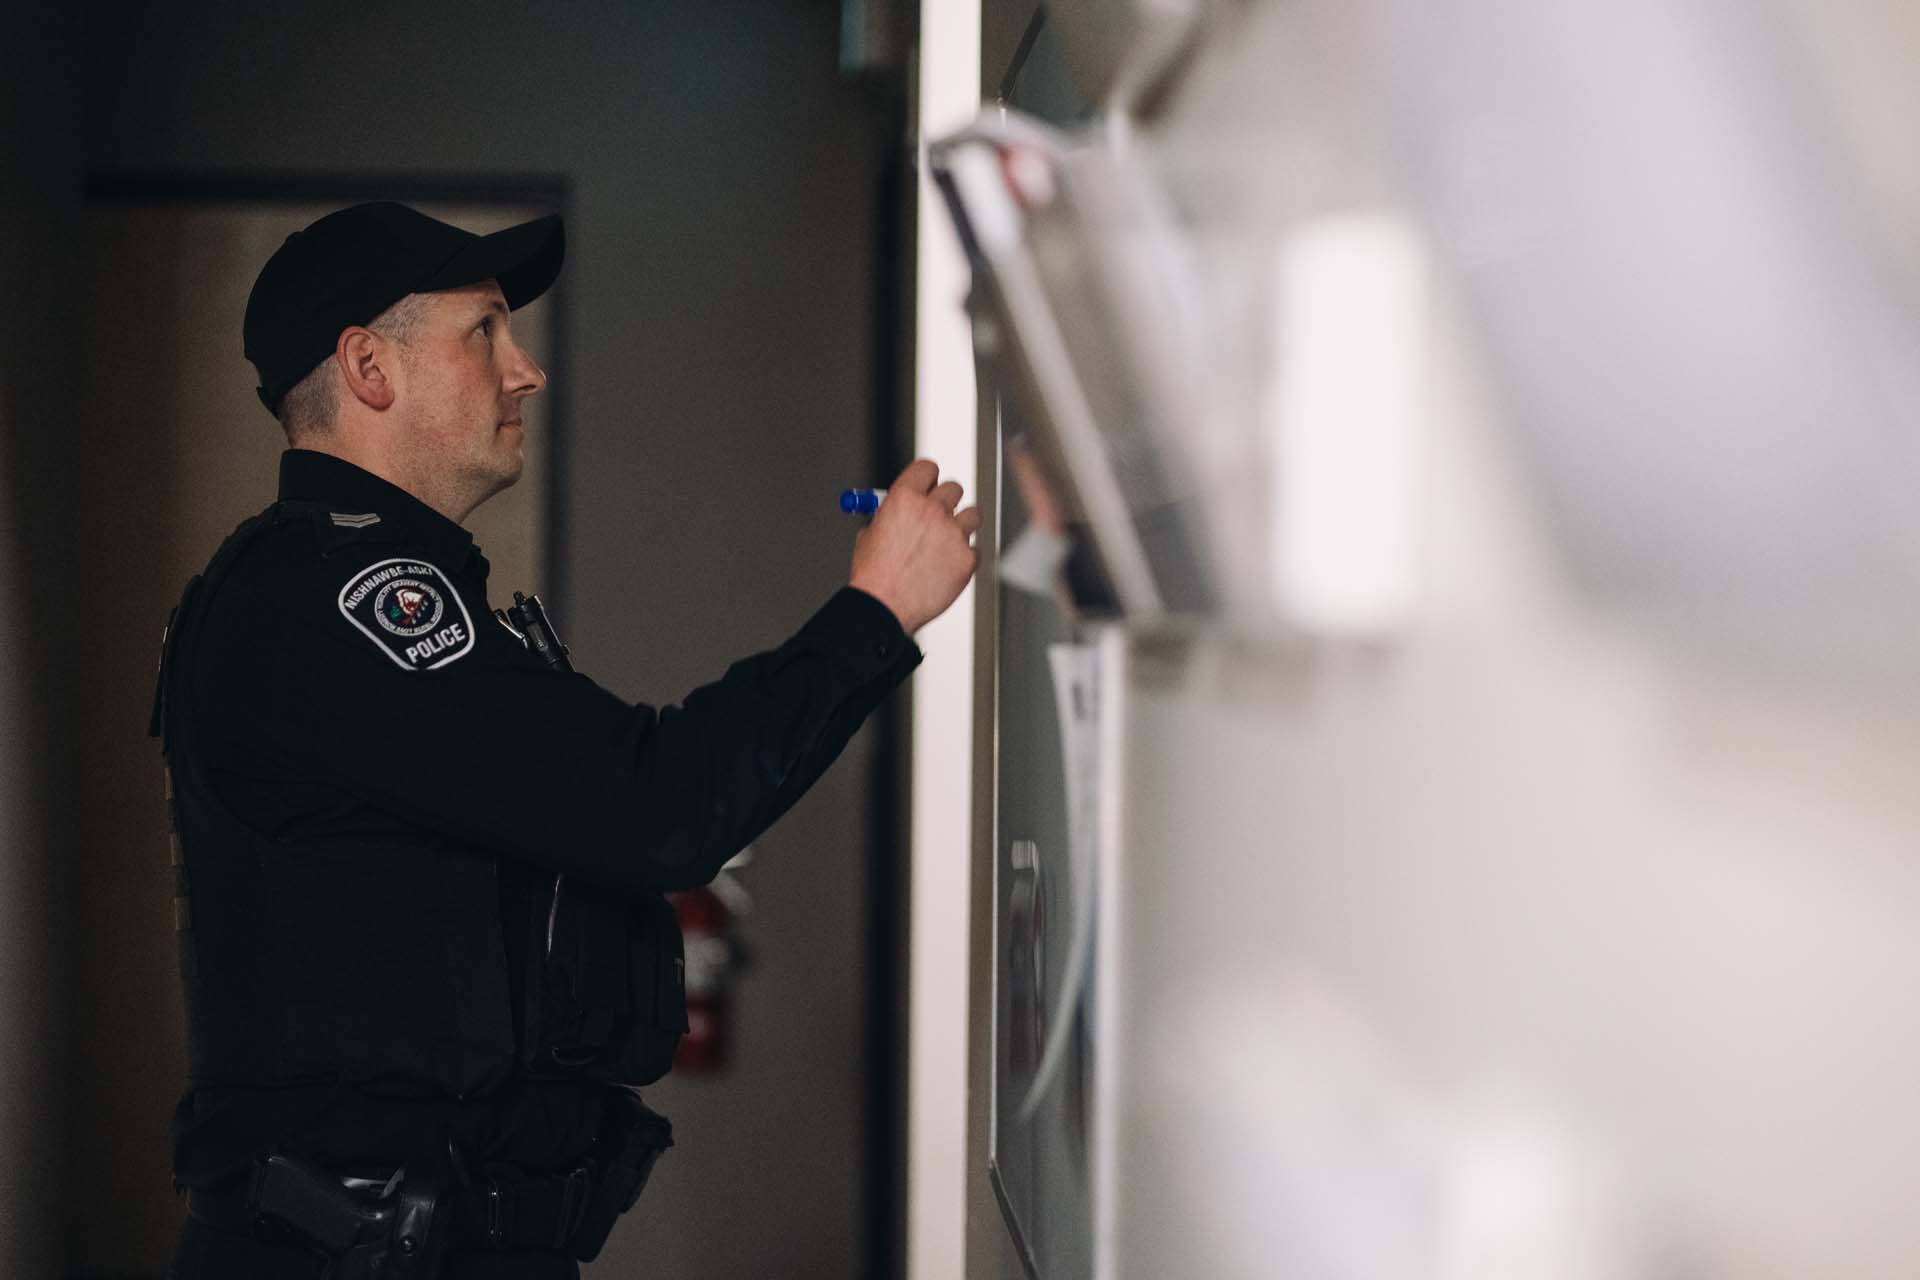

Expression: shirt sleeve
xmin=199 ymin=530 xmax=921 ymax=896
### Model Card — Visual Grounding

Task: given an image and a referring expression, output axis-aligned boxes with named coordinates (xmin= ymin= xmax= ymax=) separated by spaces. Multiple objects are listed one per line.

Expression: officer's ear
xmin=337 ymin=327 xmax=397 ymax=413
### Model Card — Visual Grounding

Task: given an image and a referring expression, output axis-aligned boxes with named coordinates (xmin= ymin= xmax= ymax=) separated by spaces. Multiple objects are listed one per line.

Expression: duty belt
xmin=187 ymin=1155 xmax=594 ymax=1254
xmin=186 ymin=1096 xmax=670 ymax=1273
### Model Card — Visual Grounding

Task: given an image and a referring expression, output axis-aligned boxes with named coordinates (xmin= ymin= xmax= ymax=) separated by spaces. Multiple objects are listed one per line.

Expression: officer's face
xmin=400 ymin=281 xmax=547 ymax=507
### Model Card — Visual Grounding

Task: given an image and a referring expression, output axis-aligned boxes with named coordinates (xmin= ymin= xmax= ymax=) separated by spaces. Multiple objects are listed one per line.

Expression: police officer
xmin=153 ymin=202 xmax=979 ymax=1279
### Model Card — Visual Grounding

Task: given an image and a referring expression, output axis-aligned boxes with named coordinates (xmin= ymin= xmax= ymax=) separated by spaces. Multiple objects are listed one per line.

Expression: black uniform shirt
xmin=172 ymin=449 xmax=920 ymax=1187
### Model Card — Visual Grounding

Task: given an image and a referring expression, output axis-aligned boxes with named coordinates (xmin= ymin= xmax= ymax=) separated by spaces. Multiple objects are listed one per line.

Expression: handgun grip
xmin=251 ymin=1153 xmax=392 ymax=1255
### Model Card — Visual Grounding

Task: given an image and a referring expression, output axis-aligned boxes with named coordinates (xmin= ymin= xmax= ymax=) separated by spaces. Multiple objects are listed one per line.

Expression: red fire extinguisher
xmin=668 ymin=849 xmax=753 ymax=1073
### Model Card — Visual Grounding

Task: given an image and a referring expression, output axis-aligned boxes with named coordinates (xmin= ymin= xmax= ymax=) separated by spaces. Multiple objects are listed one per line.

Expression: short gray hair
xmin=278 ymin=293 xmax=432 ymax=442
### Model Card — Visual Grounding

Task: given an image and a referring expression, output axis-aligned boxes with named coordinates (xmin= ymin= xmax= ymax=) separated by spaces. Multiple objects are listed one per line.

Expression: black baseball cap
xmin=243 ymin=201 xmax=565 ymax=417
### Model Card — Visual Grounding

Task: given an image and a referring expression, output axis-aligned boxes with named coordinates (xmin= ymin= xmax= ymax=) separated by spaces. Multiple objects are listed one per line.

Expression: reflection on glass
xmin=992 ymin=417 xmax=1095 ymax=1280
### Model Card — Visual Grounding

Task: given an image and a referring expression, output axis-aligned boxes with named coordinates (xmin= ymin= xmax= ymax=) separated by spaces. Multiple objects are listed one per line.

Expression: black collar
xmin=277 ymin=450 xmax=487 ymax=580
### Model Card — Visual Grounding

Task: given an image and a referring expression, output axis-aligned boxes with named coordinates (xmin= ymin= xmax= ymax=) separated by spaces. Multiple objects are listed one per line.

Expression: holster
xmin=249 ymin=1139 xmax=455 ymax=1280
xmin=569 ymin=1090 xmax=675 ymax=1261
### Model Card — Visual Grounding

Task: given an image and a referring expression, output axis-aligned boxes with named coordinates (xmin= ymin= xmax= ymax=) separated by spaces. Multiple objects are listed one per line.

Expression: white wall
xmin=907 ymin=2 xmax=981 ymax=1277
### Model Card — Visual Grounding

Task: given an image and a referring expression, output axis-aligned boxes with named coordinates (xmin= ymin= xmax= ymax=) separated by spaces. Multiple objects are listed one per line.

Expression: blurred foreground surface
xmin=976 ymin=1 xmax=1920 ymax=1276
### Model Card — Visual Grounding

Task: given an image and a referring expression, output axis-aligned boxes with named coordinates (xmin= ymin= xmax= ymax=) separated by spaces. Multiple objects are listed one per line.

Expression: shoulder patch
xmin=329 ymin=511 xmax=382 ymax=529
xmin=338 ymin=558 xmax=476 ymax=671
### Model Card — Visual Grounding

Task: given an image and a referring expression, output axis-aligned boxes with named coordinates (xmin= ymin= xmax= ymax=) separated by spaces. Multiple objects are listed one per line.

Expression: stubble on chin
xmin=481 ymin=441 xmax=524 ymax=505
xmin=495 ymin=423 xmax=525 ymax=483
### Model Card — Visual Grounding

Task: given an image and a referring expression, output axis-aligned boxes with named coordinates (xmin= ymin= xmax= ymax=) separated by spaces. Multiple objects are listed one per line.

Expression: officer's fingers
xmin=931 ymin=480 xmax=963 ymax=513
xmin=894 ymin=458 xmax=940 ymax=495
xmin=955 ymin=505 xmax=983 ymax=537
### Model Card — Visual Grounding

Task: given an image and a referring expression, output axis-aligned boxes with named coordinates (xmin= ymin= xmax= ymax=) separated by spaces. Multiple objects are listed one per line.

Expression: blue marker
xmin=839 ymin=488 xmax=887 ymax=515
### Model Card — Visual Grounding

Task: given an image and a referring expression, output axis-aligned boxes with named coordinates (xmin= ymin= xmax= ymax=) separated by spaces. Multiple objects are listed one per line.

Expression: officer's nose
xmin=508 ymin=348 xmax=548 ymax=399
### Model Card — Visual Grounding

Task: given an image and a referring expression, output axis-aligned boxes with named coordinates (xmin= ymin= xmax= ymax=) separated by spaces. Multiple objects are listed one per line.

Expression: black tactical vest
xmin=152 ymin=504 xmax=685 ymax=1099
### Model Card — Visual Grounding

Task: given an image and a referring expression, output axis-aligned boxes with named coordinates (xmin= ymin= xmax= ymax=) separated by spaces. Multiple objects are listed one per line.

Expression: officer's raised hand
xmin=848 ymin=458 xmax=981 ymax=634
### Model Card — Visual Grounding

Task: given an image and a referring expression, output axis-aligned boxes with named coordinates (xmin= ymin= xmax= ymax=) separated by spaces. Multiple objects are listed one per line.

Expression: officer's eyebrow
xmin=476 ymin=298 xmax=510 ymax=322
